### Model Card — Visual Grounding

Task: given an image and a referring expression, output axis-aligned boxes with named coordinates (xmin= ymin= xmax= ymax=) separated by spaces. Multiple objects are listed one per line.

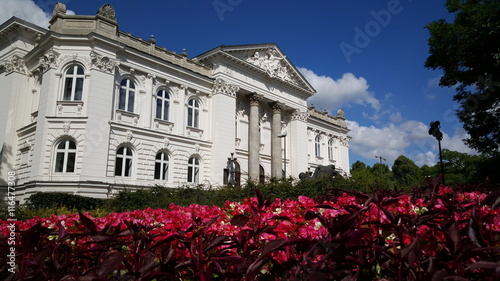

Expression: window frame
xmin=154 ymin=151 xmax=169 ymax=180
xmin=187 ymin=98 xmax=200 ymax=128
xmin=115 ymin=146 xmax=133 ymax=177
xmin=156 ymin=88 xmax=171 ymax=121
xmin=62 ymin=64 xmax=85 ymax=101
xmin=315 ymin=135 xmax=321 ymax=157
xmin=328 ymin=138 xmax=334 ymax=161
xmin=54 ymin=139 xmax=77 ymax=173
xmin=187 ymin=156 xmax=200 ymax=183
xmin=118 ymin=78 xmax=136 ymax=112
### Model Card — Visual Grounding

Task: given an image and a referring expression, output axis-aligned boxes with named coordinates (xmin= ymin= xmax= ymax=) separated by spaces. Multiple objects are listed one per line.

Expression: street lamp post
xmin=277 ymin=132 xmax=287 ymax=178
xmin=428 ymin=121 xmax=445 ymax=185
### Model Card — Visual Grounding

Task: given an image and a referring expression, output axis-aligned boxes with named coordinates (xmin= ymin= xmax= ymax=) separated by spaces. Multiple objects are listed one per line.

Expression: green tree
xmin=371 ymin=163 xmax=396 ymax=190
xmin=350 ymin=160 xmax=377 ymax=191
xmin=441 ymin=149 xmax=482 ymax=184
xmin=425 ymin=0 xmax=500 ymax=155
xmin=392 ymin=155 xmax=423 ymax=188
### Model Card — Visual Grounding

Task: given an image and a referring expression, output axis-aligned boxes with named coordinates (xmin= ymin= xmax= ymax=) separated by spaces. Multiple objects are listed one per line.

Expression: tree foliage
xmin=392 ymin=155 xmax=423 ymax=187
xmin=425 ymin=0 xmax=500 ymax=154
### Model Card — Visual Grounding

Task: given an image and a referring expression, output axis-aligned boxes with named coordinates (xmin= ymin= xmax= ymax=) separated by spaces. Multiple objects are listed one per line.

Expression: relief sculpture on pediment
xmin=246 ymin=48 xmax=296 ymax=85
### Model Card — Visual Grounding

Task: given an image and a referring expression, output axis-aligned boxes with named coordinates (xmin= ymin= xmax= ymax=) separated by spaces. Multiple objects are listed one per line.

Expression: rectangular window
xmin=55 ymin=152 xmax=65 ymax=172
xmin=125 ymin=158 xmax=132 ymax=177
xmin=115 ymin=157 xmax=123 ymax=176
xmin=156 ymin=99 xmax=162 ymax=119
xmin=74 ymin=78 xmax=84 ymax=100
xmin=67 ymin=152 xmax=76 ymax=172
xmin=188 ymin=108 xmax=193 ymax=126
xmin=127 ymin=91 xmax=135 ymax=112
xmin=64 ymin=78 xmax=73 ymax=100
xmin=119 ymin=88 xmax=126 ymax=110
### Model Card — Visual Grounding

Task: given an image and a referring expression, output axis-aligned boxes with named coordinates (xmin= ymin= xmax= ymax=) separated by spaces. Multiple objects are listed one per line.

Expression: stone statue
xmin=299 ymin=164 xmax=339 ymax=180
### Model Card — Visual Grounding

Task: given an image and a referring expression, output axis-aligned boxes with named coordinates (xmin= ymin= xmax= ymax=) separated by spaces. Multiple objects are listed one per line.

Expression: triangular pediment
xmin=195 ymin=44 xmax=315 ymax=96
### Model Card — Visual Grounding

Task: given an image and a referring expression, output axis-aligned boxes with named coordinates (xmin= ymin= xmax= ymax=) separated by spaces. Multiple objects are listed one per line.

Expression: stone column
xmin=248 ymin=93 xmax=263 ymax=181
xmin=270 ymin=101 xmax=284 ymax=178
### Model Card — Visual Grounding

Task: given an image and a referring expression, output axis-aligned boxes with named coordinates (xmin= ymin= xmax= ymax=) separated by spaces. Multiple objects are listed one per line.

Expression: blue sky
xmin=0 ymin=0 xmax=477 ymax=168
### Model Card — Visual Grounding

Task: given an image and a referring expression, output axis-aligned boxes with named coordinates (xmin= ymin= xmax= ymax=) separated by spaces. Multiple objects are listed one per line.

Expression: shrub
xmin=24 ymin=192 xmax=105 ymax=210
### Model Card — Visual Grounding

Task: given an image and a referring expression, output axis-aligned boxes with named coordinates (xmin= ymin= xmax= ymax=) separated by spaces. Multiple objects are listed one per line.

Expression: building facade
xmin=0 ymin=4 xmax=350 ymax=203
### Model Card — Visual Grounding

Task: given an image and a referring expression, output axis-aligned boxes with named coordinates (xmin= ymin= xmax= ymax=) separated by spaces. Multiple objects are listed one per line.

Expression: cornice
xmin=198 ymin=49 xmax=315 ymax=97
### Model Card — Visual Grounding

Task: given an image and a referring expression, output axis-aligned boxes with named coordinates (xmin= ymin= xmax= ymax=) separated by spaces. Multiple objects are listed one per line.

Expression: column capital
xmin=212 ymin=78 xmax=240 ymax=97
xmin=290 ymin=109 xmax=309 ymax=122
xmin=248 ymin=93 xmax=264 ymax=106
xmin=269 ymin=101 xmax=284 ymax=114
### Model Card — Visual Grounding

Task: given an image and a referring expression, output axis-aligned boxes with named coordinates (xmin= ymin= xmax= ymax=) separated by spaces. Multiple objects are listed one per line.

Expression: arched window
xmin=119 ymin=79 xmax=135 ymax=112
xmin=115 ymin=146 xmax=133 ymax=177
xmin=187 ymin=98 xmax=200 ymax=128
xmin=63 ymin=65 xmax=84 ymax=101
xmin=187 ymin=156 xmax=200 ymax=183
xmin=315 ymin=135 xmax=321 ymax=157
xmin=54 ymin=139 xmax=76 ymax=173
xmin=156 ymin=89 xmax=170 ymax=121
xmin=328 ymin=138 xmax=334 ymax=161
xmin=259 ymin=165 xmax=265 ymax=184
xmin=154 ymin=152 xmax=169 ymax=180
xmin=224 ymin=159 xmax=241 ymax=186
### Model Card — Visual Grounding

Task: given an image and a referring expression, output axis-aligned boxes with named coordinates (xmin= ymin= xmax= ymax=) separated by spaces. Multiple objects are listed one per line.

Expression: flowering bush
xmin=1 ymin=185 xmax=500 ymax=280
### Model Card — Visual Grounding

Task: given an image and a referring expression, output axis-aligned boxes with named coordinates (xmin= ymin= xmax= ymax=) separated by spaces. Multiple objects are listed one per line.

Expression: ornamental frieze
xmin=90 ymin=51 xmax=119 ymax=73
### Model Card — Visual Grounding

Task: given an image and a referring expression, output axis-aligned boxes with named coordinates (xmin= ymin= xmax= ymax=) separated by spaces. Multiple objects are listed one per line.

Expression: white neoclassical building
xmin=0 ymin=4 xmax=350 ymax=202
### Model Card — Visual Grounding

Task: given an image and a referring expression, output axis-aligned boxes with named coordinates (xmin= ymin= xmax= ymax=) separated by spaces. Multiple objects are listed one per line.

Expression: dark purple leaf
xmin=314 ymin=204 xmax=336 ymax=209
xmin=98 ymin=251 xmax=125 ymax=277
xmin=203 ymin=215 xmax=220 ymax=228
xmin=445 ymin=222 xmax=460 ymax=254
xmin=381 ymin=198 xmax=400 ymax=206
xmin=79 ymin=211 xmax=97 ymax=234
xmin=255 ymin=188 xmax=264 ymax=207
xmin=431 ymin=270 xmax=447 ymax=281
xmin=345 ymin=228 xmax=370 ymax=248
xmin=305 ymin=210 xmax=318 ymax=221
xmin=257 ymin=225 xmax=277 ymax=235
xmin=21 ymin=221 xmax=44 ymax=254
xmin=482 ymin=190 xmax=500 ymax=209
xmin=466 ymin=261 xmax=500 ymax=270
xmin=270 ymin=215 xmax=291 ymax=220
xmin=230 ymin=214 xmax=250 ymax=226
xmin=205 ymin=235 xmax=230 ymax=253
xmin=57 ymin=221 xmax=68 ymax=243
xmin=442 ymin=276 xmax=471 ymax=281
xmin=468 ymin=208 xmax=486 ymax=247
xmin=261 ymin=239 xmax=286 ymax=257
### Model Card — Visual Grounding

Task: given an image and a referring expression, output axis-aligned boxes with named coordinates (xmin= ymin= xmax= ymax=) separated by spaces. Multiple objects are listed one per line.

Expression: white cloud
xmin=347 ymin=119 xmax=478 ymax=167
xmin=0 ymin=0 xmax=75 ymax=28
xmin=413 ymin=151 xmax=437 ymax=167
xmin=442 ymin=127 xmax=477 ymax=155
xmin=389 ymin=112 xmax=403 ymax=123
xmin=0 ymin=0 xmax=51 ymax=28
xmin=299 ymin=68 xmax=381 ymax=112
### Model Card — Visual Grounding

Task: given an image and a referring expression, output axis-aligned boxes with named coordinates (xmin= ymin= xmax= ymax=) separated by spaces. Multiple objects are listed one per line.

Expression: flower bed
xmin=1 ymin=186 xmax=499 ymax=280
